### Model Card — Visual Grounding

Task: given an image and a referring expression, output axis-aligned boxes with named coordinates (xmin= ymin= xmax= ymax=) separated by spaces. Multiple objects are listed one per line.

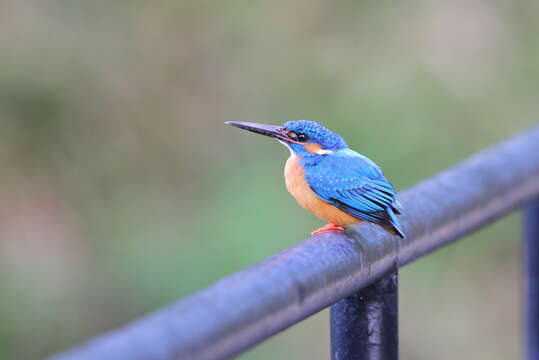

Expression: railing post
xmin=330 ymin=269 xmax=398 ymax=360
xmin=525 ymin=199 xmax=539 ymax=360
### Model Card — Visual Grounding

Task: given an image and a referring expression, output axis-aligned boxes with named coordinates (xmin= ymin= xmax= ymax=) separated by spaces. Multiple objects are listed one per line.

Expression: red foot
xmin=311 ymin=223 xmax=345 ymax=235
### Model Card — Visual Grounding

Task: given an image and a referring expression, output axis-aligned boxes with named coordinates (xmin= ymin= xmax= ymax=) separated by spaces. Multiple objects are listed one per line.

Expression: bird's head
xmin=226 ymin=120 xmax=347 ymax=157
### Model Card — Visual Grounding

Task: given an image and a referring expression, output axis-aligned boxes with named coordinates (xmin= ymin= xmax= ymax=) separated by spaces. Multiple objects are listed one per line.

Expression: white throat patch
xmin=277 ymin=140 xmax=294 ymax=155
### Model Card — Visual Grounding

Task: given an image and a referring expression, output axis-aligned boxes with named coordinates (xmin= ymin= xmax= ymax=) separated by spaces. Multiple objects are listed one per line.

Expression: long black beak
xmin=225 ymin=121 xmax=290 ymax=142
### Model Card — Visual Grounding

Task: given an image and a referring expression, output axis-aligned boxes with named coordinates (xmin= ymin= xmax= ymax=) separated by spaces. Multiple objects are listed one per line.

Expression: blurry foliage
xmin=0 ymin=0 xmax=538 ymax=359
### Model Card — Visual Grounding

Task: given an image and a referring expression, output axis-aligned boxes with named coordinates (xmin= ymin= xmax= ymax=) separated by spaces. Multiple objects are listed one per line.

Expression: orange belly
xmin=284 ymin=155 xmax=361 ymax=226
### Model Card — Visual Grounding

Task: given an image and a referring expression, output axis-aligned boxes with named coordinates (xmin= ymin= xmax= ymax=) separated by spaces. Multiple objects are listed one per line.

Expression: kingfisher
xmin=225 ymin=120 xmax=405 ymax=238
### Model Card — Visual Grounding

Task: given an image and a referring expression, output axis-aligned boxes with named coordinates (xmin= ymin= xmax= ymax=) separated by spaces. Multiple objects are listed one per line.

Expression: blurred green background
xmin=1 ymin=1 xmax=538 ymax=359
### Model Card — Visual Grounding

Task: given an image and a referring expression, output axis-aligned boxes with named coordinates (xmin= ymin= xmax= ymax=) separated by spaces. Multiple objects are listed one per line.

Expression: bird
xmin=225 ymin=120 xmax=405 ymax=238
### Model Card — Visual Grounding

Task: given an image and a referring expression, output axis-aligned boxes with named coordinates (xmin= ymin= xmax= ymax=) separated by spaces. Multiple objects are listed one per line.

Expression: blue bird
xmin=225 ymin=120 xmax=405 ymax=238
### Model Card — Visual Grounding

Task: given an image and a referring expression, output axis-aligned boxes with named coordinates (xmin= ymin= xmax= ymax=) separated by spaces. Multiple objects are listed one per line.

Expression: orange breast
xmin=284 ymin=156 xmax=361 ymax=226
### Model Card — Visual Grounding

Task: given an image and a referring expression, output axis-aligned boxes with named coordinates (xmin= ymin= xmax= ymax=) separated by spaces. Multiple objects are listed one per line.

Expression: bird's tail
xmin=386 ymin=206 xmax=405 ymax=238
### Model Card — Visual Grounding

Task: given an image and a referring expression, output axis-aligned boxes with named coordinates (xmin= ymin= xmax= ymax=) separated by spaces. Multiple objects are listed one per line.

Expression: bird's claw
xmin=311 ymin=223 xmax=345 ymax=235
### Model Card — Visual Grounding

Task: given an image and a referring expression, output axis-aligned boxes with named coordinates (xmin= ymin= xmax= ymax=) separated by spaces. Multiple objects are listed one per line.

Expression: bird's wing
xmin=305 ymin=149 xmax=398 ymax=224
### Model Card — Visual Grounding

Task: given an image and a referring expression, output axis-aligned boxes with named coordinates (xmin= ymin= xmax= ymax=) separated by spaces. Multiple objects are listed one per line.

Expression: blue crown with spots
xmin=282 ymin=120 xmax=348 ymax=150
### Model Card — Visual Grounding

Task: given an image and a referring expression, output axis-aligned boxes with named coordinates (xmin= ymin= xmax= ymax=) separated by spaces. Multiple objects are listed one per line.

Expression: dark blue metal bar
xmin=525 ymin=199 xmax=539 ymax=360
xmin=331 ymin=269 xmax=398 ymax=360
xmin=49 ymin=125 xmax=539 ymax=360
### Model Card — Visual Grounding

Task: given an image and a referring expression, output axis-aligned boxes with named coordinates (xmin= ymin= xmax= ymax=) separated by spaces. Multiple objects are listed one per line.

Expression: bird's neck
xmin=297 ymin=153 xmax=322 ymax=167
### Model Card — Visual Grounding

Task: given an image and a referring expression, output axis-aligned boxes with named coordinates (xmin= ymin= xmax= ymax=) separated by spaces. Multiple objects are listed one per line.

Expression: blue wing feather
xmin=303 ymin=149 xmax=404 ymax=236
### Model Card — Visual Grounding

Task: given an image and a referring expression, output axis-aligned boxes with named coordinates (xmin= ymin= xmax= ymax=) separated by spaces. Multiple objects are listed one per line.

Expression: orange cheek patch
xmin=305 ymin=143 xmax=322 ymax=154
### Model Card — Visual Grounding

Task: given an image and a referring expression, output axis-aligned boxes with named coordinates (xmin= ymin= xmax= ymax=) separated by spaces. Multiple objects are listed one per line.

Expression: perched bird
xmin=225 ymin=120 xmax=405 ymax=238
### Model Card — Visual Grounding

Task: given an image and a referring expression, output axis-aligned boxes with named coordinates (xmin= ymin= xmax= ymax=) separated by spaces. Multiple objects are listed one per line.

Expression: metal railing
xmin=49 ymin=125 xmax=539 ymax=360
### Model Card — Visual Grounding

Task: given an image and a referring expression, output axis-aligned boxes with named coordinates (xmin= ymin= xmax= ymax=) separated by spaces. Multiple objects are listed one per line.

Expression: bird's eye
xmin=287 ymin=131 xmax=309 ymax=142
